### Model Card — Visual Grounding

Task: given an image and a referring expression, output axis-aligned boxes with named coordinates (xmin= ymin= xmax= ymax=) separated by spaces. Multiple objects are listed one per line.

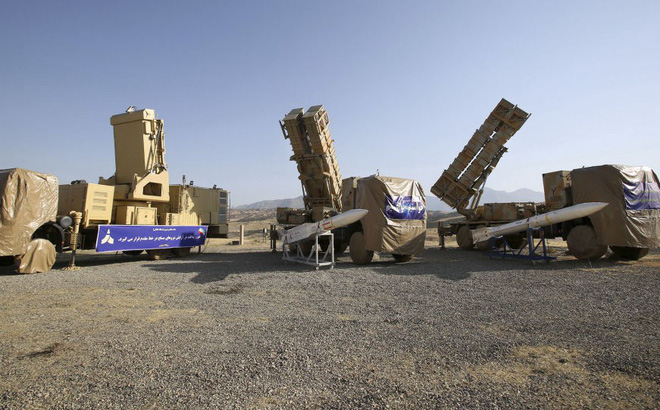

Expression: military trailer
xmin=542 ymin=165 xmax=660 ymax=260
xmin=0 ymin=168 xmax=60 ymax=272
xmin=432 ymin=98 xmax=534 ymax=249
xmin=277 ymin=105 xmax=426 ymax=264
xmin=158 ymin=183 xmax=230 ymax=238
xmin=341 ymin=175 xmax=426 ymax=264
xmin=277 ymin=105 xmax=343 ymax=223
xmin=431 ymin=99 xmax=659 ymax=260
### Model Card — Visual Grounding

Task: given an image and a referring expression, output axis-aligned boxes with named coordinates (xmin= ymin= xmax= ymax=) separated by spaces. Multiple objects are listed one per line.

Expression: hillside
xmin=235 ymin=187 xmax=544 ymax=211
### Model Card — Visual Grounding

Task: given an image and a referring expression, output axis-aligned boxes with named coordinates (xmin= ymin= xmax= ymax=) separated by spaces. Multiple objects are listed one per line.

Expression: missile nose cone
xmin=592 ymin=202 xmax=609 ymax=212
xmin=577 ymin=202 xmax=609 ymax=215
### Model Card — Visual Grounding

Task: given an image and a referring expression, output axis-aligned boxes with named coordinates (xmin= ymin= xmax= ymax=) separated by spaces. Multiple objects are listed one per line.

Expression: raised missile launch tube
xmin=471 ymin=202 xmax=608 ymax=244
xmin=279 ymin=209 xmax=368 ymax=245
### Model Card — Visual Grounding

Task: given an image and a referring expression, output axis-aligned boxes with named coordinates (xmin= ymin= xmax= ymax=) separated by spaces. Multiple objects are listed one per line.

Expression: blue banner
xmin=623 ymin=181 xmax=660 ymax=210
xmin=95 ymin=225 xmax=207 ymax=253
xmin=384 ymin=195 xmax=426 ymax=220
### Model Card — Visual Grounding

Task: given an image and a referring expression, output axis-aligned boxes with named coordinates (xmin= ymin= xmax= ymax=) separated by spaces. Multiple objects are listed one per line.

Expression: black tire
xmin=504 ymin=234 xmax=524 ymax=250
xmin=319 ymin=237 xmax=331 ymax=252
xmin=475 ymin=225 xmax=494 ymax=250
xmin=392 ymin=253 xmax=413 ymax=263
xmin=172 ymin=247 xmax=192 ymax=258
xmin=122 ymin=250 xmax=143 ymax=256
xmin=298 ymin=239 xmax=314 ymax=256
xmin=567 ymin=225 xmax=607 ymax=261
xmin=287 ymin=239 xmax=314 ymax=255
xmin=456 ymin=225 xmax=474 ymax=250
xmin=334 ymin=240 xmax=349 ymax=256
xmin=349 ymin=232 xmax=374 ymax=265
xmin=0 ymin=256 xmax=16 ymax=266
xmin=146 ymin=249 xmax=170 ymax=260
xmin=610 ymin=246 xmax=649 ymax=260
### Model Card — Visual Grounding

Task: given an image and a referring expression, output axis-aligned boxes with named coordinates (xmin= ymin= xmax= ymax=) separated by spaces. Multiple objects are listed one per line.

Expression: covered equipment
xmin=0 ymin=168 xmax=58 ymax=257
xmin=571 ymin=165 xmax=660 ymax=249
xmin=356 ymin=175 xmax=427 ymax=255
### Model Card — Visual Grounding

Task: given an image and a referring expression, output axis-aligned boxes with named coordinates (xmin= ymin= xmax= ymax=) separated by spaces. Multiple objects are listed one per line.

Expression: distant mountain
xmin=235 ymin=196 xmax=304 ymax=209
xmin=482 ymin=187 xmax=545 ymax=204
xmin=235 ymin=188 xmax=544 ymax=211
xmin=426 ymin=187 xmax=544 ymax=211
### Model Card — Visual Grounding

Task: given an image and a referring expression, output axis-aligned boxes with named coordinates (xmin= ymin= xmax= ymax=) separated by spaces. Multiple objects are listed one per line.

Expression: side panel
xmin=571 ymin=165 xmax=660 ymax=248
xmin=58 ymin=183 xmax=114 ymax=228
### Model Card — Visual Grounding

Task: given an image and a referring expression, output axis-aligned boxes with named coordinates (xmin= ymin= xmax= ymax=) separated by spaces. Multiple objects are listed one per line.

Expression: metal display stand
xmin=488 ymin=227 xmax=555 ymax=263
xmin=282 ymin=231 xmax=335 ymax=270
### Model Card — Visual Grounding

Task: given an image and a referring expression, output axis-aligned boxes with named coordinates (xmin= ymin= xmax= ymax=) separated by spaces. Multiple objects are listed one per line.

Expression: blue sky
xmin=1 ymin=1 xmax=658 ymax=206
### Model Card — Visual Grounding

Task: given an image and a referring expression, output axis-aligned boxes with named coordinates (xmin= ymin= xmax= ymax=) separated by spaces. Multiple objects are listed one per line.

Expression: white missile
xmin=472 ymin=202 xmax=608 ymax=244
xmin=279 ymin=209 xmax=368 ymax=244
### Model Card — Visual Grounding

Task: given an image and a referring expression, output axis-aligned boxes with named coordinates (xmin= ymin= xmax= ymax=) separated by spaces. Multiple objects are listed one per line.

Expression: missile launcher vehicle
xmin=541 ymin=165 xmax=659 ymax=260
xmin=278 ymin=105 xmax=426 ymax=264
xmin=433 ymin=99 xmax=659 ymax=260
xmin=432 ymin=98 xmax=534 ymax=250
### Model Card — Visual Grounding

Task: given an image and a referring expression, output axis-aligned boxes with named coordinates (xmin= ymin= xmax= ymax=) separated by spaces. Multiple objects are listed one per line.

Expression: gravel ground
xmin=0 ymin=242 xmax=658 ymax=409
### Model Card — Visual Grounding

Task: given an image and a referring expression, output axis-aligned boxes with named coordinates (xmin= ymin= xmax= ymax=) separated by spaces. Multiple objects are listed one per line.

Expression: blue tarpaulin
xmin=384 ymin=195 xmax=426 ymax=220
xmin=623 ymin=181 xmax=660 ymax=210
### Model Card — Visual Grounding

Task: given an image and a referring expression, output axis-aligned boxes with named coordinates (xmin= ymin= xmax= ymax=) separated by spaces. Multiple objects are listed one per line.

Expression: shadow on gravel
xmin=367 ymin=246 xmax=633 ymax=281
xmin=144 ymin=251 xmax=317 ymax=284
xmin=0 ymin=252 xmax=154 ymax=275
xmin=140 ymin=246 xmax=639 ymax=285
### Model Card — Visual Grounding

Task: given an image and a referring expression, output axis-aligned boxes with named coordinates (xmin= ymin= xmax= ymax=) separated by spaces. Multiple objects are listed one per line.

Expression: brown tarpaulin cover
xmin=0 ymin=168 xmax=58 ymax=256
xmin=17 ymin=239 xmax=56 ymax=273
xmin=571 ymin=165 xmax=660 ymax=248
xmin=356 ymin=175 xmax=426 ymax=254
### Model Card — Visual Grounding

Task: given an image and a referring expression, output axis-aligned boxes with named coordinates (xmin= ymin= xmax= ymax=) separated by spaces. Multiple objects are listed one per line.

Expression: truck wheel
xmin=122 ymin=250 xmax=143 ymax=256
xmin=610 ymin=246 xmax=649 ymax=260
xmin=298 ymin=239 xmax=314 ymax=256
xmin=567 ymin=225 xmax=607 ymax=261
xmin=0 ymin=256 xmax=15 ymax=266
xmin=334 ymin=240 xmax=349 ymax=256
xmin=392 ymin=254 xmax=413 ymax=263
xmin=456 ymin=226 xmax=475 ymax=250
xmin=319 ymin=237 xmax=331 ymax=252
xmin=349 ymin=232 xmax=373 ymax=265
xmin=146 ymin=249 xmax=170 ymax=260
xmin=475 ymin=225 xmax=498 ymax=250
xmin=287 ymin=240 xmax=313 ymax=255
xmin=320 ymin=237 xmax=347 ymax=256
xmin=172 ymin=247 xmax=192 ymax=258
xmin=504 ymin=234 xmax=524 ymax=249
xmin=17 ymin=239 xmax=56 ymax=273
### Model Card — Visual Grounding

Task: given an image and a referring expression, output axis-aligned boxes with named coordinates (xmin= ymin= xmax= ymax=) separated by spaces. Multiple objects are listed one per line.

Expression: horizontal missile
xmin=279 ymin=209 xmax=368 ymax=244
xmin=472 ymin=202 xmax=608 ymax=244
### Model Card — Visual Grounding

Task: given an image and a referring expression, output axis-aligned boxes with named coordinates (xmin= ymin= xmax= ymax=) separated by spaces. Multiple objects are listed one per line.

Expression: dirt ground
xmin=0 ymin=225 xmax=658 ymax=408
